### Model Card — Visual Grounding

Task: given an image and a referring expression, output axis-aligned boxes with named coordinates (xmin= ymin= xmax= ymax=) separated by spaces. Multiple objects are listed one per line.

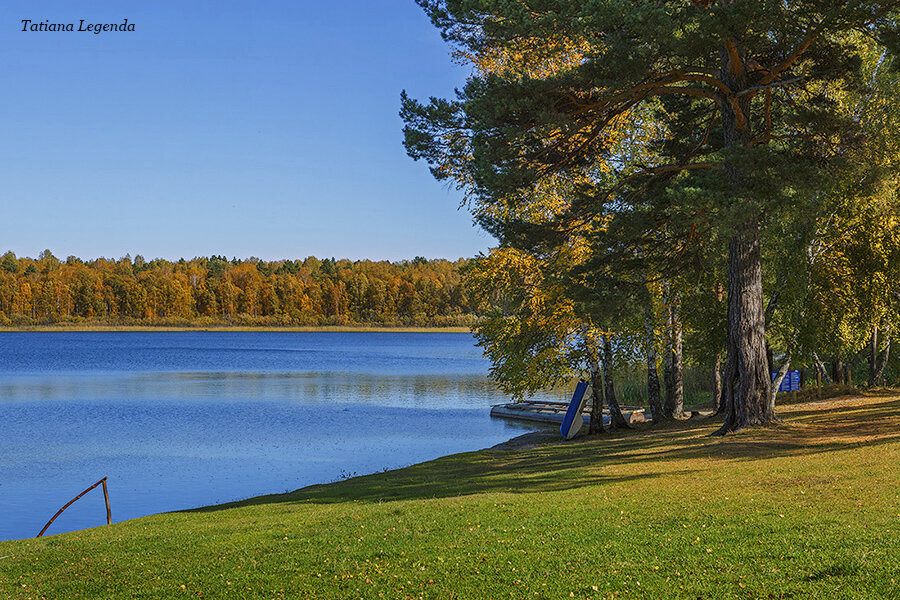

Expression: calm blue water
xmin=0 ymin=332 xmax=549 ymax=541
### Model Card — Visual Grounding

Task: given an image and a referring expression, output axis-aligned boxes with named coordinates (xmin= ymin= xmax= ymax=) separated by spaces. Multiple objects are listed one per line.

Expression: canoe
xmin=560 ymin=381 xmax=589 ymax=440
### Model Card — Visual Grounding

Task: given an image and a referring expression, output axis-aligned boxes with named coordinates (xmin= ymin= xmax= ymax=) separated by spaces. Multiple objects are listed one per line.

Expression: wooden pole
xmin=37 ymin=477 xmax=109 ymax=538
xmin=102 ymin=479 xmax=112 ymax=526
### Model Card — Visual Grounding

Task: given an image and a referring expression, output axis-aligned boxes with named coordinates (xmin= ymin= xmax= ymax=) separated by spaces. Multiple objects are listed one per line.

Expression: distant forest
xmin=0 ymin=250 xmax=477 ymax=327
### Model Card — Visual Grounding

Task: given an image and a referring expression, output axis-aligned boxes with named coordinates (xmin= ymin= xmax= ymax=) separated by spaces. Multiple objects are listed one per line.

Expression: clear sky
xmin=0 ymin=1 xmax=492 ymax=262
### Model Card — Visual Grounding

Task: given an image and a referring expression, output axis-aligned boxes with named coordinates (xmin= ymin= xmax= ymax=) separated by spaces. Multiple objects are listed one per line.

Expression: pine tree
xmin=403 ymin=0 xmax=900 ymax=433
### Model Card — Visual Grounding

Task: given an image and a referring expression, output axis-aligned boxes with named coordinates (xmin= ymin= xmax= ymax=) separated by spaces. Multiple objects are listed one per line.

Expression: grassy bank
xmin=1 ymin=394 xmax=898 ymax=599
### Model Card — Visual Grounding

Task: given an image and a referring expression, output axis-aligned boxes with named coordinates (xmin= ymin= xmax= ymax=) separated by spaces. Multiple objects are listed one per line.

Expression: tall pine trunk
xmin=715 ymin=41 xmax=774 ymax=434
xmin=718 ymin=222 xmax=774 ymax=432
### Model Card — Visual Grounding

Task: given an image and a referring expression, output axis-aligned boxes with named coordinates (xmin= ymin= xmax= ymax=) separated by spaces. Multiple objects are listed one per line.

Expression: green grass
xmin=2 ymin=393 xmax=899 ymax=599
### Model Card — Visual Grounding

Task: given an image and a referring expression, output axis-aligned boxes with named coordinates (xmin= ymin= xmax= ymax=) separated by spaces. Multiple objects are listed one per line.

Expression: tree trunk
xmin=602 ymin=335 xmax=630 ymax=429
xmin=716 ymin=222 xmax=774 ymax=434
xmin=663 ymin=288 xmax=685 ymax=419
xmin=643 ymin=303 xmax=664 ymax=423
xmin=713 ymin=353 xmax=724 ymax=413
xmin=587 ymin=347 xmax=605 ymax=434
xmin=713 ymin=39 xmax=775 ymax=435
xmin=672 ymin=299 xmax=685 ymax=417
xmin=868 ymin=326 xmax=879 ymax=387
xmin=663 ymin=286 xmax=673 ymax=406
xmin=769 ymin=354 xmax=791 ymax=416
xmin=831 ymin=357 xmax=845 ymax=385
xmin=812 ymin=352 xmax=831 ymax=384
xmin=844 ymin=364 xmax=852 ymax=388
xmin=663 ymin=336 xmax=673 ymax=410
xmin=873 ymin=325 xmax=891 ymax=387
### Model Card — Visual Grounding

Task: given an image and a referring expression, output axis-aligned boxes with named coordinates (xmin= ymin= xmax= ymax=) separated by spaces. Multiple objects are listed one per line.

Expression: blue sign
xmin=771 ymin=369 xmax=800 ymax=392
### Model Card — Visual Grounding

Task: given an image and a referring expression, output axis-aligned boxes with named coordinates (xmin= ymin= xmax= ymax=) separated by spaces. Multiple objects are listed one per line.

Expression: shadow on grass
xmin=185 ymin=392 xmax=900 ymax=514
xmin=782 ymin=396 xmax=900 ymax=419
xmin=806 ymin=560 xmax=861 ymax=581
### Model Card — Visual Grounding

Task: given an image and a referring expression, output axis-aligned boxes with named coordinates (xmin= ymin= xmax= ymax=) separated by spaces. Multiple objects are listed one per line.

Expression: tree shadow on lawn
xmin=186 ymin=393 xmax=900 ymax=513
xmin=780 ymin=395 xmax=900 ymax=417
xmin=185 ymin=442 xmax=701 ymax=513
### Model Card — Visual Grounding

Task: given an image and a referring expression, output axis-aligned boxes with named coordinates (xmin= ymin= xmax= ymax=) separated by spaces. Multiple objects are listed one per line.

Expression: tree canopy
xmin=404 ymin=0 xmax=900 ymax=433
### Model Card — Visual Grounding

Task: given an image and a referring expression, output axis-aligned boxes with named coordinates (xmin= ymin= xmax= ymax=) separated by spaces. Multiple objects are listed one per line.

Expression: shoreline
xmin=181 ymin=427 xmax=562 ymax=520
xmin=1 ymin=394 xmax=895 ymax=598
xmin=0 ymin=426 xmax=554 ymax=543
xmin=0 ymin=325 xmax=472 ymax=333
xmin=487 ymin=429 xmax=560 ymax=450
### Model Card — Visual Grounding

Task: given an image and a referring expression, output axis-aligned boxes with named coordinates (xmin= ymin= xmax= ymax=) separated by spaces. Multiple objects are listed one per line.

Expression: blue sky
xmin=0 ymin=1 xmax=491 ymax=261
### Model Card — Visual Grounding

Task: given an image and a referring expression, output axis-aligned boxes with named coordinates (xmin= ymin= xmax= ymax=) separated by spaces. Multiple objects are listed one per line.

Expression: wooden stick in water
xmin=102 ymin=479 xmax=112 ymax=525
xmin=37 ymin=477 xmax=110 ymax=538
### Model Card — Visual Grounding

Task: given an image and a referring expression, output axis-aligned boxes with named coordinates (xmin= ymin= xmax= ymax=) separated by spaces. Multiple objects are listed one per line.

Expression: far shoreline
xmin=0 ymin=325 xmax=473 ymax=333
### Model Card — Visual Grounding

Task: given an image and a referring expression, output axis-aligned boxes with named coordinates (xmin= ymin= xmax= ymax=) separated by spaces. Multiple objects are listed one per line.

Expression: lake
xmin=0 ymin=332 xmax=551 ymax=541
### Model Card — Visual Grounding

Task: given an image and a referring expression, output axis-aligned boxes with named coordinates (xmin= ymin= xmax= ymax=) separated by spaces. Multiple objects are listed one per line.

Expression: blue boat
xmin=560 ymin=381 xmax=590 ymax=440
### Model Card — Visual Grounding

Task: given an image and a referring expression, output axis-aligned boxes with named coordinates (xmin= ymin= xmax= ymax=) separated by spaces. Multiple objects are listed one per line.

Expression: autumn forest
xmin=0 ymin=250 xmax=476 ymax=328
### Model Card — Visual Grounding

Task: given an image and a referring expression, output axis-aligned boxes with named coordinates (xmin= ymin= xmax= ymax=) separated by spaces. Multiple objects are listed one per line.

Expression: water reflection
xmin=0 ymin=371 xmax=516 ymax=409
xmin=0 ymin=333 xmax=556 ymax=541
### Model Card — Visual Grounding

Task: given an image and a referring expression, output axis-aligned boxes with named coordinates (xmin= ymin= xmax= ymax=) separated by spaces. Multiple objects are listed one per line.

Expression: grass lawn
xmin=1 ymin=393 xmax=898 ymax=599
